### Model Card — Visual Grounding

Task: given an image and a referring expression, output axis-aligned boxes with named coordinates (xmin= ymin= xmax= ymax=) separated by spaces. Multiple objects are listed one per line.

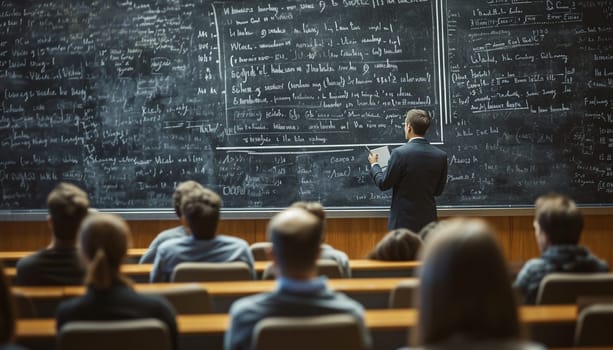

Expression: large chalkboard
xmin=0 ymin=0 xmax=612 ymax=211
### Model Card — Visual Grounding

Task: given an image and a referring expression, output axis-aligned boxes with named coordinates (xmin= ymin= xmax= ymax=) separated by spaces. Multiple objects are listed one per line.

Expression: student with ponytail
xmin=55 ymin=213 xmax=177 ymax=349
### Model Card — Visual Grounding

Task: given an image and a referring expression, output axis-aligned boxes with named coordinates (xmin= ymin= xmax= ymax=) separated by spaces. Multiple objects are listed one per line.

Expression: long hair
xmin=79 ymin=213 xmax=132 ymax=290
xmin=415 ymin=219 xmax=520 ymax=346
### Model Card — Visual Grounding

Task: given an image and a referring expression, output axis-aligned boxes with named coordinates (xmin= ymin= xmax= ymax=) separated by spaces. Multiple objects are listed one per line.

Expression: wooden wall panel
xmin=1 ymin=215 xmax=611 ymax=268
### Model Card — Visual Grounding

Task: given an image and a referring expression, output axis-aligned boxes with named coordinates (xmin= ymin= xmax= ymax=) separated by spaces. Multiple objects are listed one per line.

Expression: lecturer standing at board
xmin=368 ymin=109 xmax=448 ymax=232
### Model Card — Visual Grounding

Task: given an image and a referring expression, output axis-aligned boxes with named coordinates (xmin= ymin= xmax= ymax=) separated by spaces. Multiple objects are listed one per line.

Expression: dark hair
xmin=415 ymin=219 xmax=520 ymax=346
xmin=405 ymin=109 xmax=431 ymax=136
xmin=418 ymin=221 xmax=441 ymax=242
xmin=47 ymin=182 xmax=90 ymax=241
xmin=181 ymin=187 xmax=222 ymax=240
xmin=172 ymin=181 xmax=203 ymax=218
xmin=290 ymin=201 xmax=326 ymax=241
xmin=367 ymin=229 xmax=422 ymax=261
xmin=0 ymin=261 xmax=16 ymax=344
xmin=535 ymin=193 xmax=583 ymax=245
xmin=79 ymin=213 xmax=132 ymax=290
xmin=268 ymin=208 xmax=323 ymax=276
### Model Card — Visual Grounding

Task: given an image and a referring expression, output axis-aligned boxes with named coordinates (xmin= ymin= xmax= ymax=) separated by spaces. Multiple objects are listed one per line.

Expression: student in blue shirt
xmin=150 ymin=187 xmax=255 ymax=282
xmin=139 ymin=180 xmax=204 ymax=264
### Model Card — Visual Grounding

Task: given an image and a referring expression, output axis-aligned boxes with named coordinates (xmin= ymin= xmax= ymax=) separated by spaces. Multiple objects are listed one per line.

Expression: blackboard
xmin=0 ymin=0 xmax=612 ymax=212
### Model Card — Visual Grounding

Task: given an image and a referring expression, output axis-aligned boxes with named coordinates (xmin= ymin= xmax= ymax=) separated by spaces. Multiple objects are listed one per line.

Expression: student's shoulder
xmin=229 ymin=292 xmax=272 ymax=316
xmin=157 ymin=236 xmax=189 ymax=253
xmin=217 ymin=234 xmax=249 ymax=246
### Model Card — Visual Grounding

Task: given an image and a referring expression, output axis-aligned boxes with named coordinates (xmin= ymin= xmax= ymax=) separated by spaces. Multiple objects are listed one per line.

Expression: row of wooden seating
xmin=12 ymin=278 xmax=410 ymax=316
xmin=3 ymin=259 xmax=421 ymax=282
xmin=15 ymin=305 xmax=580 ymax=350
xmin=13 ymin=273 xmax=613 ymax=318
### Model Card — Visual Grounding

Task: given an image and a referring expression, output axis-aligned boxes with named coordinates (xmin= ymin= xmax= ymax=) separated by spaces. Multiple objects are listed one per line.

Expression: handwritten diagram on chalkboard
xmin=0 ymin=0 xmax=611 ymax=212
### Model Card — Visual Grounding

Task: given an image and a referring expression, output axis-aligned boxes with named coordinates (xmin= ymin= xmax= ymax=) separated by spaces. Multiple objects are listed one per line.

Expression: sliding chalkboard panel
xmin=0 ymin=0 xmax=611 ymax=212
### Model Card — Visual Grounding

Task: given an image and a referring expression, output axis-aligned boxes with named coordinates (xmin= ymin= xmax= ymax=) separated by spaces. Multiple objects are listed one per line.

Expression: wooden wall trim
xmin=1 ymin=216 xmax=611 ymax=268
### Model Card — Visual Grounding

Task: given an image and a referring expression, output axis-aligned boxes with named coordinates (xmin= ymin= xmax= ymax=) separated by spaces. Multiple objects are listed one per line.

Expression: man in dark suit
xmin=369 ymin=109 xmax=448 ymax=231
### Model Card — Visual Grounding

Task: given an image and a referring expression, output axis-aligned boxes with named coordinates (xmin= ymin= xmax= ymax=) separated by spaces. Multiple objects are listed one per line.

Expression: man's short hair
xmin=47 ymin=183 xmax=90 ymax=241
xmin=180 ymin=187 xmax=222 ymax=239
xmin=405 ymin=109 xmax=431 ymax=136
xmin=172 ymin=181 xmax=204 ymax=217
xmin=268 ymin=208 xmax=324 ymax=274
xmin=535 ymin=193 xmax=584 ymax=245
xmin=289 ymin=201 xmax=326 ymax=241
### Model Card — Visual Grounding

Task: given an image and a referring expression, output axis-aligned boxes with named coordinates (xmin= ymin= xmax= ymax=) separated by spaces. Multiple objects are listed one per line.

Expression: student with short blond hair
xmin=225 ymin=207 xmax=370 ymax=350
xmin=290 ymin=201 xmax=351 ymax=277
xmin=514 ymin=193 xmax=608 ymax=304
xmin=16 ymin=182 xmax=89 ymax=285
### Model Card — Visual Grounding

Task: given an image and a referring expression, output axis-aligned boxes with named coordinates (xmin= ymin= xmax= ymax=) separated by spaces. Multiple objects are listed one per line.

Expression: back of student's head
xmin=0 ymin=262 xmax=16 ymax=345
xmin=289 ymin=201 xmax=326 ymax=241
xmin=180 ymin=187 xmax=222 ymax=240
xmin=172 ymin=180 xmax=204 ymax=218
xmin=79 ymin=213 xmax=131 ymax=290
xmin=415 ymin=218 xmax=519 ymax=346
xmin=268 ymin=208 xmax=324 ymax=276
xmin=534 ymin=193 xmax=583 ymax=245
xmin=367 ymin=228 xmax=422 ymax=261
xmin=405 ymin=109 xmax=431 ymax=135
xmin=48 ymin=182 xmax=90 ymax=241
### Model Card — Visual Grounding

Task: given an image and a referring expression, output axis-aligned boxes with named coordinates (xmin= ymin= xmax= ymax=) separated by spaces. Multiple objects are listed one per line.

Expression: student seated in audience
xmin=224 ymin=207 xmax=371 ymax=350
xmin=150 ymin=187 xmax=255 ymax=282
xmin=16 ymin=183 xmax=89 ymax=286
xmin=139 ymin=180 xmax=203 ymax=264
xmin=514 ymin=193 xmax=609 ymax=304
xmin=412 ymin=218 xmax=544 ymax=350
xmin=290 ymin=201 xmax=351 ymax=277
xmin=367 ymin=228 xmax=423 ymax=261
xmin=0 ymin=262 xmax=29 ymax=350
xmin=56 ymin=213 xmax=177 ymax=348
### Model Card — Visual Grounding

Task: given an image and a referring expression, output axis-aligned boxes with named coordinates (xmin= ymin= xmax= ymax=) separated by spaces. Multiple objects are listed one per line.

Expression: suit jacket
xmin=370 ymin=138 xmax=447 ymax=231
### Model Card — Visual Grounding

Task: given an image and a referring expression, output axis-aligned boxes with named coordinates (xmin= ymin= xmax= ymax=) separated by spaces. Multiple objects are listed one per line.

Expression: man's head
xmin=47 ymin=183 xmax=90 ymax=243
xmin=533 ymin=193 xmax=584 ymax=251
xmin=180 ymin=187 xmax=222 ymax=240
xmin=172 ymin=181 xmax=204 ymax=218
xmin=267 ymin=207 xmax=324 ymax=279
xmin=404 ymin=109 xmax=431 ymax=139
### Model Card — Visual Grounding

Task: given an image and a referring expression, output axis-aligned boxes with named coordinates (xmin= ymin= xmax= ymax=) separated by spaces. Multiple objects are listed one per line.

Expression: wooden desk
xmin=15 ymin=305 xmax=578 ymax=350
xmin=5 ymin=259 xmax=418 ymax=281
xmin=0 ymin=248 xmax=147 ymax=263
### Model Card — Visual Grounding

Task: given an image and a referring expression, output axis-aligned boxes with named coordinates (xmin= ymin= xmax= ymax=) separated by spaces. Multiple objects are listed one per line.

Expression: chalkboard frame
xmin=0 ymin=206 xmax=611 ymax=221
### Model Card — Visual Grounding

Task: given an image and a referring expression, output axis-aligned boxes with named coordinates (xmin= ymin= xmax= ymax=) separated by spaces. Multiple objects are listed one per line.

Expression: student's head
xmin=267 ymin=207 xmax=324 ymax=279
xmin=405 ymin=109 xmax=431 ymax=138
xmin=47 ymin=182 xmax=90 ymax=242
xmin=172 ymin=180 xmax=204 ymax=218
xmin=0 ymin=262 xmax=16 ymax=345
xmin=418 ymin=221 xmax=442 ymax=242
xmin=289 ymin=201 xmax=326 ymax=242
xmin=79 ymin=213 xmax=132 ymax=290
xmin=533 ymin=193 xmax=584 ymax=251
xmin=367 ymin=228 xmax=422 ymax=261
xmin=180 ymin=187 xmax=222 ymax=240
xmin=415 ymin=218 xmax=519 ymax=346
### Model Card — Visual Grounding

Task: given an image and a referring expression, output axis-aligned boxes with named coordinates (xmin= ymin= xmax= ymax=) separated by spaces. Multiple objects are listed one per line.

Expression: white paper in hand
xmin=372 ymin=146 xmax=391 ymax=169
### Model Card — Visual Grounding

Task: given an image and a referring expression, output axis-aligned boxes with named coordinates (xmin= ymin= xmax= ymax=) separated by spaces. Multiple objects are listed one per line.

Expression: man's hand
xmin=368 ymin=152 xmax=378 ymax=165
